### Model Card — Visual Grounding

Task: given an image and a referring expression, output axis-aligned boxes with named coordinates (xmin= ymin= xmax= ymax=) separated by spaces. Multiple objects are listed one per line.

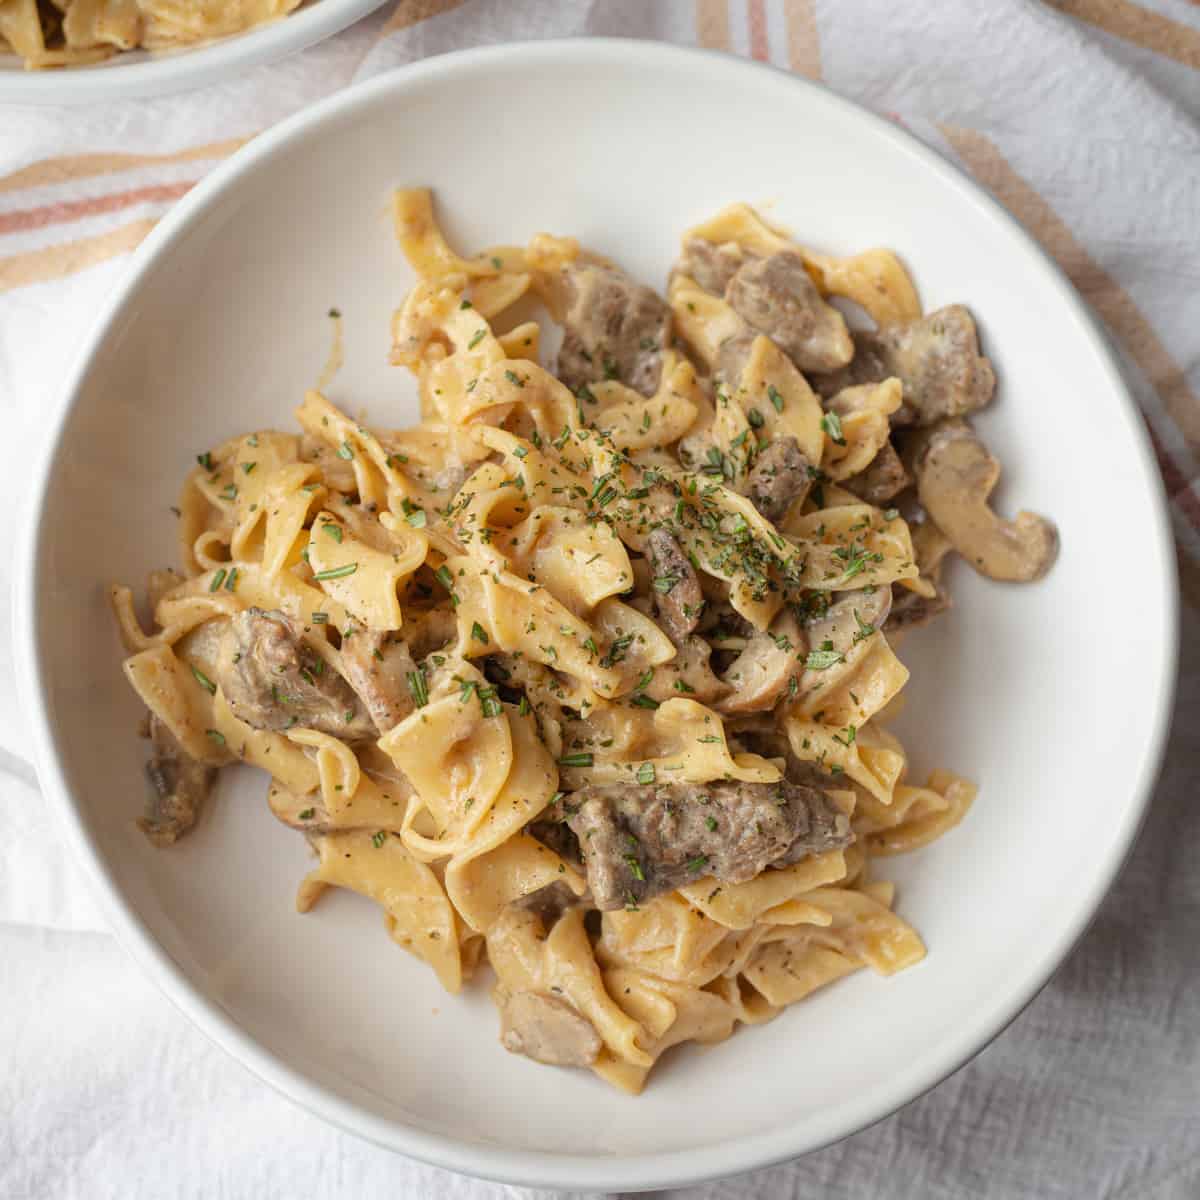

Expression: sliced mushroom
xmin=140 ymin=715 xmax=216 ymax=847
xmin=794 ymin=586 xmax=893 ymax=705
xmin=717 ymin=610 xmax=804 ymax=714
xmin=724 ymin=251 xmax=854 ymax=372
xmin=646 ymin=528 xmax=704 ymax=641
xmin=338 ymin=626 xmax=417 ymax=734
xmin=914 ymin=424 xmax=1058 ymax=581
xmin=216 ymin=609 xmax=377 ymax=740
xmin=497 ymin=987 xmax=602 ymax=1068
xmin=888 ymin=519 xmax=954 ymax=631
xmin=643 ymin=635 xmax=728 ymax=705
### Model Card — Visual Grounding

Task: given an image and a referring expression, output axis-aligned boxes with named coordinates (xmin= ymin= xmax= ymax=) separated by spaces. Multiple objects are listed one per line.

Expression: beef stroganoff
xmin=110 ymin=192 xmax=1057 ymax=1092
xmin=0 ymin=0 xmax=302 ymax=69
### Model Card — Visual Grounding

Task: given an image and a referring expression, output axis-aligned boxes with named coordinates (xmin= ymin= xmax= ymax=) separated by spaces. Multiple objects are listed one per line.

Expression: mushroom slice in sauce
xmin=717 ymin=610 xmax=805 ymax=715
xmin=338 ymin=626 xmax=417 ymax=734
xmin=139 ymin=716 xmax=216 ymax=847
xmin=216 ymin=608 xmax=376 ymax=740
xmin=497 ymin=987 xmax=602 ymax=1068
xmin=914 ymin=423 xmax=1058 ymax=581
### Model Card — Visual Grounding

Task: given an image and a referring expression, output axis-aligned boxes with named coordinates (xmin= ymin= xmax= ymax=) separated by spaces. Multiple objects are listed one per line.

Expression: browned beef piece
xmin=338 ymin=626 xmax=417 ymax=734
xmin=217 ymin=608 xmax=375 ymax=739
xmin=140 ymin=716 xmax=216 ymax=847
xmin=645 ymin=528 xmax=704 ymax=641
xmin=745 ymin=436 xmax=811 ymax=521
xmin=724 ymin=251 xmax=853 ymax=372
xmin=565 ymin=780 xmax=852 ymax=910
xmin=812 ymin=305 xmax=995 ymax=428
xmin=555 ymin=263 xmax=670 ymax=397
xmin=676 ymin=236 xmax=745 ymax=295
xmin=843 ymin=441 xmax=911 ymax=505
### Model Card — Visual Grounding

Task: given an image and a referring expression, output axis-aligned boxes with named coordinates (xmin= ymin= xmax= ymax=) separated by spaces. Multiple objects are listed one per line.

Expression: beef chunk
xmin=140 ymin=716 xmax=215 ymax=847
xmin=217 ymin=608 xmax=375 ymax=740
xmin=812 ymin=305 xmax=995 ymax=427
xmin=745 ymin=436 xmax=812 ymax=521
xmin=645 ymin=528 xmax=704 ymax=641
xmin=555 ymin=263 xmax=670 ymax=397
xmin=724 ymin=251 xmax=853 ymax=372
xmin=676 ymin=236 xmax=745 ymax=295
xmin=338 ymin=626 xmax=417 ymax=734
xmin=843 ymin=440 xmax=911 ymax=506
xmin=565 ymin=779 xmax=853 ymax=910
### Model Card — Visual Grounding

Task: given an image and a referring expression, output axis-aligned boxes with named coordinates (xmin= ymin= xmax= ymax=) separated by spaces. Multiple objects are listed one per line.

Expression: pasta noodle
xmin=109 ymin=191 xmax=1054 ymax=1092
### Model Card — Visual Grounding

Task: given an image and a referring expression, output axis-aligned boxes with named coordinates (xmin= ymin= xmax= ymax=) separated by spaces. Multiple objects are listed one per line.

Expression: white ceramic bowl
xmin=0 ymin=0 xmax=385 ymax=104
xmin=15 ymin=40 xmax=1177 ymax=1191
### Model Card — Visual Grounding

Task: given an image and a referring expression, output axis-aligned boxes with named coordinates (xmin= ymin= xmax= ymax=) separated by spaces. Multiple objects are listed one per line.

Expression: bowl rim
xmin=0 ymin=0 xmax=387 ymax=106
xmin=13 ymin=37 xmax=1180 ymax=1191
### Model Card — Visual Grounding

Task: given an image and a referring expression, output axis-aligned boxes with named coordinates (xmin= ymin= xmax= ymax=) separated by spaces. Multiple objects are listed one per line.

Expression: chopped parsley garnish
xmin=336 ymin=441 xmax=354 ymax=460
xmin=626 ymin=856 xmax=645 ymax=882
xmin=599 ymin=633 xmax=633 ymax=668
xmin=557 ymin=752 xmax=593 ymax=768
xmin=311 ymin=611 xmax=328 ymax=624
xmin=405 ymin=507 xmax=427 ymax=528
xmin=191 ymin=666 xmax=216 ymax=694
xmin=225 ymin=567 xmax=239 ymax=593
xmin=686 ymin=854 xmax=709 ymax=873
xmin=821 ymin=411 xmax=846 ymax=445
xmin=205 ymin=729 xmax=226 ymax=745
xmin=467 ymin=329 xmax=486 ymax=350
xmin=196 ymin=451 xmax=213 ymax=471
xmin=219 ymin=484 xmax=238 ymax=502
xmin=435 ymin=564 xmax=453 ymax=590
xmin=630 ymin=694 xmax=660 ymax=709
xmin=406 ymin=669 xmax=429 ymax=708
xmin=705 ymin=816 xmax=718 ymax=832
xmin=636 ymin=762 xmax=656 ymax=785
xmin=298 ymin=808 xmax=315 ymax=820
xmin=209 ymin=569 xmax=227 ymax=592
xmin=321 ymin=523 xmax=343 ymax=543
xmin=470 ymin=621 xmax=489 ymax=645
xmin=371 ymin=831 xmax=387 ymax=849
xmin=313 ymin=563 xmax=358 ymax=581
xmin=804 ymin=648 xmax=844 ymax=670
xmin=768 ymin=384 xmax=785 ymax=413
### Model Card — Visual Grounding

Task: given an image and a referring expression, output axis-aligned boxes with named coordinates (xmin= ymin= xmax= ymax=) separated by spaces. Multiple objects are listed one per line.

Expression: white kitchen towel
xmin=2 ymin=2 xmax=1198 ymax=1197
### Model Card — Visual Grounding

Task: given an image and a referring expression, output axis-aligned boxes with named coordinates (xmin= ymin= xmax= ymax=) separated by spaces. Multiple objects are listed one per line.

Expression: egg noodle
xmin=0 ymin=0 xmax=301 ymax=69
xmin=109 ymin=192 xmax=1015 ymax=1093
